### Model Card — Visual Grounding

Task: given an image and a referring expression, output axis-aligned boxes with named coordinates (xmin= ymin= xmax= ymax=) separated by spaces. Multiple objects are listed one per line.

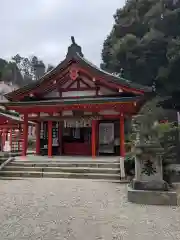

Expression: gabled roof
xmin=6 ymin=36 xmax=152 ymax=101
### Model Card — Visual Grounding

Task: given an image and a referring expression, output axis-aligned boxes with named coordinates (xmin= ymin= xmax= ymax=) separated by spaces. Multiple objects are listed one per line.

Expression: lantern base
xmin=127 ymin=184 xmax=177 ymax=206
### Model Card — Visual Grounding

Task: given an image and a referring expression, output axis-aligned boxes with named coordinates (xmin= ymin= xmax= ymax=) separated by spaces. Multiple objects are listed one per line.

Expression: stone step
xmin=9 ymin=162 xmax=120 ymax=168
xmin=14 ymin=156 xmax=119 ymax=162
xmin=0 ymin=176 xmax=128 ymax=183
xmin=0 ymin=158 xmax=9 ymax=162
xmin=14 ymin=159 xmax=120 ymax=164
xmin=0 ymin=171 xmax=120 ymax=180
xmin=11 ymin=159 xmax=120 ymax=163
xmin=0 ymin=152 xmax=35 ymax=158
xmin=3 ymin=166 xmax=120 ymax=174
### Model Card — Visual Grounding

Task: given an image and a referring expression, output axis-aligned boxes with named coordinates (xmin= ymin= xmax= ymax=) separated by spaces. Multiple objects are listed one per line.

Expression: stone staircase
xmin=0 ymin=152 xmax=12 ymax=165
xmin=0 ymin=157 xmax=124 ymax=182
xmin=0 ymin=151 xmax=25 ymax=165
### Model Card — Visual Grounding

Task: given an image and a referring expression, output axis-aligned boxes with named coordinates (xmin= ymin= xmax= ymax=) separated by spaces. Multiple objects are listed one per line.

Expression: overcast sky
xmin=1 ymin=0 xmax=125 ymax=67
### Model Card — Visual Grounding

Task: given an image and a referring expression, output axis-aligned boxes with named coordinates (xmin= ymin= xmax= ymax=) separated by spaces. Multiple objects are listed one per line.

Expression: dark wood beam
xmin=79 ymin=77 xmax=92 ymax=88
xmin=60 ymin=87 xmax=96 ymax=92
xmin=78 ymin=67 xmax=144 ymax=95
xmin=6 ymin=102 xmax=136 ymax=115
xmin=65 ymin=79 xmax=78 ymax=90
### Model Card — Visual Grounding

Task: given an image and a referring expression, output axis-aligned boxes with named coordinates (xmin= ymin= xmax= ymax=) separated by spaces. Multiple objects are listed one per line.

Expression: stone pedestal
xmin=127 ymin=186 xmax=177 ymax=206
xmin=127 ymin=144 xmax=177 ymax=205
xmin=133 ymin=146 xmax=168 ymax=190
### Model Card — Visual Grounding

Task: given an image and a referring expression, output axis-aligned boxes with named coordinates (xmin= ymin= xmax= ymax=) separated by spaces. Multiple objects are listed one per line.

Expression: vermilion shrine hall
xmin=3 ymin=37 xmax=152 ymax=158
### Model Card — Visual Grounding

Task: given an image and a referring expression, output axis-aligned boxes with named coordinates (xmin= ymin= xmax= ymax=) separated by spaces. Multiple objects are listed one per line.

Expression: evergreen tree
xmin=101 ymin=0 xmax=180 ymax=95
xmin=0 ymin=55 xmax=53 ymax=87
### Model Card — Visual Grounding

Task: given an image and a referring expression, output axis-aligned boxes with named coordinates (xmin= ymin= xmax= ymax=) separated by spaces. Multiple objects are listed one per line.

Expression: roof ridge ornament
xmin=71 ymin=36 xmax=76 ymax=44
xmin=66 ymin=36 xmax=84 ymax=58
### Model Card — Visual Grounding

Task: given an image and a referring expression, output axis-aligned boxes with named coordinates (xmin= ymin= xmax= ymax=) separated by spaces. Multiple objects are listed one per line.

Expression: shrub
xmin=124 ymin=153 xmax=135 ymax=176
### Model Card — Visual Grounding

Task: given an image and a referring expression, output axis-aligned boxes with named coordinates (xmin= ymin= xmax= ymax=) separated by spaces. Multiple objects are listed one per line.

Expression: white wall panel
xmin=62 ymin=90 xmax=96 ymax=97
xmin=99 ymin=110 xmax=119 ymax=115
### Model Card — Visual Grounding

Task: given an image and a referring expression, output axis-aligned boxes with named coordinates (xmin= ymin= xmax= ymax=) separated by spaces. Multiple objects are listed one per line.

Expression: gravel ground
xmin=0 ymin=179 xmax=180 ymax=240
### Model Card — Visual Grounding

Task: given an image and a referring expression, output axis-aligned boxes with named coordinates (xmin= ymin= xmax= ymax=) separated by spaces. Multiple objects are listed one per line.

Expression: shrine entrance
xmin=62 ymin=117 xmax=92 ymax=156
xmin=39 ymin=121 xmax=92 ymax=156
xmin=62 ymin=127 xmax=92 ymax=155
xmin=38 ymin=117 xmax=125 ymax=157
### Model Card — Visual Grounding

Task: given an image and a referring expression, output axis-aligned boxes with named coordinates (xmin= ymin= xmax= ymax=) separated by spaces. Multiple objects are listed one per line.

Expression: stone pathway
xmin=0 ymin=179 xmax=180 ymax=240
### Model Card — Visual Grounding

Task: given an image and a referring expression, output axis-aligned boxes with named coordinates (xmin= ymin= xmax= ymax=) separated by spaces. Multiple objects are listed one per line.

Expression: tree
xmin=12 ymin=54 xmax=46 ymax=82
xmin=12 ymin=54 xmax=32 ymax=84
xmin=0 ymin=59 xmax=8 ymax=72
xmin=47 ymin=64 xmax=54 ymax=73
xmin=101 ymin=0 xmax=180 ymax=95
xmin=0 ymin=58 xmax=24 ymax=86
xmin=30 ymin=56 xmax=45 ymax=80
xmin=0 ymin=54 xmax=53 ymax=86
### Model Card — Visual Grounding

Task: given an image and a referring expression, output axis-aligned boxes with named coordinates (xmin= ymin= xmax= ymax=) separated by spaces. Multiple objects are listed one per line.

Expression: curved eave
xmin=3 ymin=96 xmax=142 ymax=107
xmin=0 ymin=111 xmax=35 ymax=125
xmin=0 ymin=108 xmax=19 ymax=117
xmin=75 ymin=53 xmax=152 ymax=93
xmin=5 ymin=57 xmax=72 ymax=101
xmin=0 ymin=107 xmax=35 ymax=124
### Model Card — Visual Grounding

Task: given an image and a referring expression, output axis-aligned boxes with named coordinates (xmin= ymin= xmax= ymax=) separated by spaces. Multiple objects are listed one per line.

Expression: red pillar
xmin=48 ymin=121 xmax=52 ymax=157
xmin=18 ymin=126 xmax=21 ymax=152
xmin=120 ymin=114 xmax=125 ymax=157
xmin=96 ymin=121 xmax=99 ymax=156
xmin=22 ymin=114 xmax=28 ymax=157
xmin=2 ymin=129 xmax=6 ymax=151
xmin=2 ymin=130 xmax=4 ymax=151
xmin=10 ymin=128 xmax=12 ymax=151
xmin=0 ymin=129 xmax=1 ymax=150
xmin=91 ymin=119 xmax=97 ymax=159
xmin=31 ymin=126 xmax=33 ymax=136
xmin=5 ymin=129 xmax=7 ymax=141
xmin=36 ymin=122 xmax=40 ymax=155
xmin=58 ymin=122 xmax=62 ymax=155
xmin=0 ymin=129 xmax=2 ymax=151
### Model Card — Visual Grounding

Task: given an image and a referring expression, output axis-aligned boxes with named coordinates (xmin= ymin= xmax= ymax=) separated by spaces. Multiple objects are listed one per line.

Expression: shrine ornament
xmin=69 ymin=67 xmax=79 ymax=80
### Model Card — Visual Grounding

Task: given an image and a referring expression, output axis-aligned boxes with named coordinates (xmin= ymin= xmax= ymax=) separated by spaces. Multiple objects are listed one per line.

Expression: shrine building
xmin=3 ymin=37 xmax=152 ymax=158
xmin=0 ymin=107 xmax=35 ymax=152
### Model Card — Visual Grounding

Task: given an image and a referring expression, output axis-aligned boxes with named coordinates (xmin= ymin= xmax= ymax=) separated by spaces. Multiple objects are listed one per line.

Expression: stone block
xmin=132 ymin=179 xmax=169 ymax=191
xmin=127 ymin=185 xmax=177 ymax=206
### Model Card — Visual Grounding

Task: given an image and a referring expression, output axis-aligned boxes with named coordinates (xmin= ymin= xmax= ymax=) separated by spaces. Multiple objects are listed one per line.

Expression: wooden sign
xmin=162 ymin=129 xmax=180 ymax=164
xmin=64 ymin=116 xmax=101 ymax=128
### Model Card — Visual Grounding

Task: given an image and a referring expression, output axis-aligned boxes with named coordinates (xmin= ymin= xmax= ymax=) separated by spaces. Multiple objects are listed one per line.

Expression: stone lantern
xmin=127 ymin=127 xmax=178 ymax=205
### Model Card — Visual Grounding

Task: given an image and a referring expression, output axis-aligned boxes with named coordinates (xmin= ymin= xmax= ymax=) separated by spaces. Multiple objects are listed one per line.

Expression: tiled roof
xmin=5 ymin=37 xmax=152 ymax=101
